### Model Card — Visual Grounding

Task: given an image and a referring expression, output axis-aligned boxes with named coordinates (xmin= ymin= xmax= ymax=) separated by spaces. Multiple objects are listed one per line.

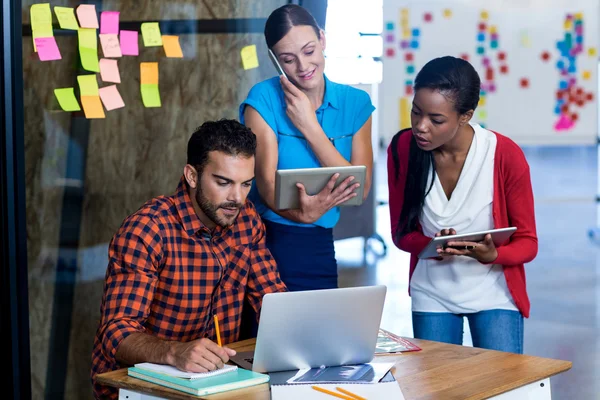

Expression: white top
xmin=410 ymin=123 xmax=517 ymax=314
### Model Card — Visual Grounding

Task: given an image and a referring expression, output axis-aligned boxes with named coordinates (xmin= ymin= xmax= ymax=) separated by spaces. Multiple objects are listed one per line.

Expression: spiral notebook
xmin=133 ymin=362 xmax=237 ymax=379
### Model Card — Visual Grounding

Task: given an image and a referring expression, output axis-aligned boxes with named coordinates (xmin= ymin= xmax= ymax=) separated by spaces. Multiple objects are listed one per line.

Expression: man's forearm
xmin=115 ymin=332 xmax=175 ymax=366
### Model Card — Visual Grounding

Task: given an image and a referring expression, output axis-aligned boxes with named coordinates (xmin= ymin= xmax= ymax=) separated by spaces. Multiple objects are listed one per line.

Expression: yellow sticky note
xmin=81 ymin=96 xmax=105 ymax=118
xmin=520 ymin=31 xmax=532 ymax=48
xmin=443 ymin=9 xmax=452 ymax=18
xmin=162 ymin=35 xmax=183 ymax=58
xmin=480 ymin=10 xmax=489 ymax=20
xmin=141 ymin=22 xmax=163 ymax=46
xmin=399 ymin=97 xmax=411 ymax=129
xmin=402 ymin=29 xmax=411 ymax=39
xmin=54 ymin=88 xmax=81 ymax=112
xmin=99 ymin=85 xmax=125 ymax=111
xmin=588 ymin=47 xmax=597 ymax=57
xmin=489 ymin=25 xmax=497 ymax=34
xmin=77 ymin=75 xmax=99 ymax=96
xmin=31 ymin=3 xmax=52 ymax=30
xmin=401 ymin=17 xmax=409 ymax=28
xmin=564 ymin=19 xmax=573 ymax=30
xmin=401 ymin=8 xmax=409 ymax=17
xmin=241 ymin=45 xmax=259 ymax=70
xmin=583 ymin=70 xmax=592 ymax=80
xmin=478 ymin=109 xmax=487 ymax=120
xmin=140 ymin=62 xmax=159 ymax=85
xmin=54 ymin=6 xmax=79 ymax=30
xmin=478 ymin=96 xmax=486 ymax=107
xmin=78 ymin=28 xmax=97 ymax=50
xmin=574 ymin=12 xmax=583 ymax=20
xmin=141 ymin=84 xmax=161 ymax=108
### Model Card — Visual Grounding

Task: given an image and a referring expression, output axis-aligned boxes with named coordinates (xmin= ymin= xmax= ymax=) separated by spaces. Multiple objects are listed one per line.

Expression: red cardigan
xmin=387 ymin=129 xmax=538 ymax=317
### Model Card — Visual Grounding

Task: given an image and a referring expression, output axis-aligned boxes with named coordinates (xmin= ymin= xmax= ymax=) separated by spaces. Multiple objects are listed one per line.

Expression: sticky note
xmin=478 ymin=110 xmax=487 ymax=119
xmin=583 ymin=70 xmax=592 ymax=80
xmin=100 ymin=34 xmax=122 ymax=57
xmin=141 ymin=84 xmax=161 ymax=107
xmin=77 ymin=75 xmax=99 ymax=96
xmin=588 ymin=47 xmax=597 ymax=57
xmin=480 ymin=10 xmax=489 ymax=20
xmin=81 ymin=96 xmax=105 ymax=118
xmin=54 ymin=7 xmax=78 ymax=30
xmin=34 ymin=37 xmax=61 ymax=61
xmin=54 ymin=88 xmax=80 ymax=111
xmin=78 ymin=28 xmax=99 ymax=72
xmin=76 ymin=4 xmax=99 ymax=29
xmin=162 ymin=35 xmax=183 ymax=58
xmin=100 ymin=11 xmax=119 ymax=34
xmin=78 ymin=28 xmax=97 ymax=49
xmin=520 ymin=31 xmax=532 ymax=48
xmin=399 ymin=97 xmax=410 ymax=129
xmin=120 ymin=30 xmax=139 ymax=56
xmin=478 ymin=96 xmax=486 ymax=107
xmin=141 ymin=22 xmax=163 ymax=46
xmin=241 ymin=45 xmax=259 ymax=70
xmin=31 ymin=3 xmax=52 ymax=29
xmin=140 ymin=62 xmax=159 ymax=85
xmin=443 ymin=9 xmax=452 ymax=18
xmin=99 ymin=85 xmax=125 ymax=111
xmin=99 ymin=58 xmax=121 ymax=83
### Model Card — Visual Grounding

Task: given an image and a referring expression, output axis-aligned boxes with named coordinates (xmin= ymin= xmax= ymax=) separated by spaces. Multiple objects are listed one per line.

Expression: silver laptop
xmin=230 ymin=285 xmax=387 ymax=373
xmin=275 ymin=165 xmax=367 ymax=210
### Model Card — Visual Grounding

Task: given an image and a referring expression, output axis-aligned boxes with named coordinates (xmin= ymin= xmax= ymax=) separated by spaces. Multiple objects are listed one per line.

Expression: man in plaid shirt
xmin=91 ymin=119 xmax=287 ymax=399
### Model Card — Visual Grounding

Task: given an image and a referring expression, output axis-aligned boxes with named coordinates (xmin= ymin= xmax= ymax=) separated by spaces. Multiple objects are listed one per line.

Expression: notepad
xmin=134 ymin=362 xmax=237 ymax=379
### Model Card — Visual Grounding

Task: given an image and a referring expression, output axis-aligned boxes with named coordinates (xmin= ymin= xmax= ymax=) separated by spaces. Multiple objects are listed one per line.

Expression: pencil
xmin=336 ymin=386 xmax=367 ymax=400
xmin=213 ymin=314 xmax=222 ymax=347
xmin=311 ymin=386 xmax=354 ymax=400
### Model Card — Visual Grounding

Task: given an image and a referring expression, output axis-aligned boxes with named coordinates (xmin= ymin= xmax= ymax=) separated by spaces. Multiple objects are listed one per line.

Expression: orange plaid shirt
xmin=90 ymin=177 xmax=286 ymax=399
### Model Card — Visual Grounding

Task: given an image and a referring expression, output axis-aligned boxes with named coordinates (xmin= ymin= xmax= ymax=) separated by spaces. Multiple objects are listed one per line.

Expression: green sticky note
xmin=141 ymin=22 xmax=163 ymax=46
xmin=141 ymin=84 xmax=161 ymax=107
xmin=478 ymin=109 xmax=487 ymax=119
xmin=54 ymin=88 xmax=81 ymax=111
xmin=80 ymin=47 xmax=99 ymax=72
xmin=31 ymin=3 xmax=52 ymax=30
xmin=78 ymin=75 xmax=99 ymax=96
xmin=54 ymin=6 xmax=79 ymax=30
xmin=78 ymin=28 xmax=97 ymax=50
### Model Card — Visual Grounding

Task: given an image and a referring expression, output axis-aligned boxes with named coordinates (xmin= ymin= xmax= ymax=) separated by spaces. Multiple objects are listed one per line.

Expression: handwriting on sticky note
xmin=140 ymin=62 xmax=159 ymax=85
xmin=54 ymin=88 xmax=81 ymax=112
xmin=31 ymin=3 xmax=52 ymax=29
xmin=100 ymin=11 xmax=120 ymax=34
xmin=35 ymin=37 xmax=61 ymax=61
xmin=100 ymin=34 xmax=122 ymax=58
xmin=241 ymin=45 xmax=259 ymax=70
xmin=120 ymin=30 xmax=139 ymax=56
xmin=99 ymin=59 xmax=121 ymax=83
xmin=141 ymin=22 xmax=163 ymax=47
xmin=54 ymin=6 xmax=79 ymax=30
xmin=81 ymin=96 xmax=105 ymax=119
xmin=77 ymin=4 xmax=99 ymax=29
xmin=99 ymin=85 xmax=125 ymax=111
xmin=162 ymin=35 xmax=184 ymax=58
xmin=78 ymin=75 xmax=99 ymax=96
xmin=141 ymin=84 xmax=161 ymax=108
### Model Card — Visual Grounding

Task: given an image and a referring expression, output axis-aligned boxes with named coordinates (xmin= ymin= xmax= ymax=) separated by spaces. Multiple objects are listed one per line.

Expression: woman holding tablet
xmin=239 ymin=5 xmax=374 ymax=292
xmin=387 ymin=56 xmax=537 ymax=353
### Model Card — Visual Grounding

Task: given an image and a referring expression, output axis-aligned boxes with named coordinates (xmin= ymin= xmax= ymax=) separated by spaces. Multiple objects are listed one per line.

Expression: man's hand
xmin=167 ymin=338 xmax=237 ymax=373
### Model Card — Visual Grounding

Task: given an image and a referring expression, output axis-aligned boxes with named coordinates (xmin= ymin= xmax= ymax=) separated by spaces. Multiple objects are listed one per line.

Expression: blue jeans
xmin=412 ymin=309 xmax=524 ymax=354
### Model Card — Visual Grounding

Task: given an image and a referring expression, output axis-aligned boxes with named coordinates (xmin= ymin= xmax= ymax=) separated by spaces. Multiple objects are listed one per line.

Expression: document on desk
xmin=286 ymin=362 xmax=395 ymax=384
xmin=271 ymin=381 xmax=406 ymax=399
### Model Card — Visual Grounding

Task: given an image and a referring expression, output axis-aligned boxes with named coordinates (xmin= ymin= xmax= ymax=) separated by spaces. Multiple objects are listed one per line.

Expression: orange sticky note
xmin=99 ymin=58 xmax=120 ymax=83
xmin=162 ymin=35 xmax=183 ymax=58
xmin=76 ymin=4 xmax=99 ymax=29
xmin=99 ymin=85 xmax=125 ymax=111
xmin=140 ymin=62 xmax=158 ymax=85
xmin=81 ymin=96 xmax=105 ymax=118
xmin=99 ymin=33 xmax=122 ymax=57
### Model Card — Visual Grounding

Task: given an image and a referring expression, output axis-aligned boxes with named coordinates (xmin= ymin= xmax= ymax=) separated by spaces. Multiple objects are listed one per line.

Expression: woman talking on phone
xmin=239 ymin=4 xmax=374 ymax=292
xmin=387 ymin=56 xmax=537 ymax=353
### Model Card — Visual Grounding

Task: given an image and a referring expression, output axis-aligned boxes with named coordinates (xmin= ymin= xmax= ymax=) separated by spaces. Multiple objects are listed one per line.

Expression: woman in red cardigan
xmin=387 ymin=56 xmax=537 ymax=353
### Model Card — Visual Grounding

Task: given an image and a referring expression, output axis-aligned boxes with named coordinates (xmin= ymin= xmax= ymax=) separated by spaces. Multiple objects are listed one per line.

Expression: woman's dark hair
xmin=264 ymin=4 xmax=321 ymax=49
xmin=392 ymin=56 xmax=481 ymax=239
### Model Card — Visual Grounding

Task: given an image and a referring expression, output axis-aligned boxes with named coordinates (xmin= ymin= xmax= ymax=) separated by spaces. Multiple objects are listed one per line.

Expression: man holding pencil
xmin=90 ymin=119 xmax=287 ymax=400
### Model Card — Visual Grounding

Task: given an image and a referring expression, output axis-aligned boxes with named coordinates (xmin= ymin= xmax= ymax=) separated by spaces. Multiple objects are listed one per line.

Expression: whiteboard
xmin=380 ymin=0 xmax=599 ymax=145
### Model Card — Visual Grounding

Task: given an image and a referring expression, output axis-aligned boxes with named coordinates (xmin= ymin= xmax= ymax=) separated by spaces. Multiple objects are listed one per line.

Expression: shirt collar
xmin=174 ymin=176 xmax=222 ymax=237
xmin=280 ymin=74 xmax=339 ymax=110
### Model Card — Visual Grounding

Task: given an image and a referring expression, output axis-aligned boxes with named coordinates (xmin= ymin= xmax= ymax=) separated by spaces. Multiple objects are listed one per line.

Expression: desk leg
xmin=119 ymin=388 xmax=168 ymax=400
xmin=488 ymin=378 xmax=551 ymax=399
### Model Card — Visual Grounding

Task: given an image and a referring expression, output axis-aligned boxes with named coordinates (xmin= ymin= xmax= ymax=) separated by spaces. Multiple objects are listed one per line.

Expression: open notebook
xmin=133 ymin=362 xmax=237 ymax=379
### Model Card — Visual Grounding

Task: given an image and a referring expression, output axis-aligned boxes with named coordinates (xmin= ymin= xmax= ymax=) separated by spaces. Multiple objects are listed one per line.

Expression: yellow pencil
xmin=311 ymin=386 xmax=354 ymax=400
xmin=336 ymin=386 xmax=367 ymax=400
xmin=213 ymin=314 xmax=222 ymax=347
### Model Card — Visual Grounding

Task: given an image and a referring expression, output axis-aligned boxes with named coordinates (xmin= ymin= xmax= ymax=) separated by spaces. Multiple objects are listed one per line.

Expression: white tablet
xmin=275 ymin=165 xmax=367 ymax=210
xmin=418 ymin=227 xmax=517 ymax=259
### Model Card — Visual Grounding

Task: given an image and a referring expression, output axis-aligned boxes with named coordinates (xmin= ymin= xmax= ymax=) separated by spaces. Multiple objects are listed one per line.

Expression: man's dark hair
xmin=187 ymin=119 xmax=257 ymax=174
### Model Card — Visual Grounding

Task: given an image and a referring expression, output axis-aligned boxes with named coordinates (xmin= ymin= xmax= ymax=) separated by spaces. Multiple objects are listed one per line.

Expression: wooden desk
xmin=97 ymin=338 xmax=571 ymax=400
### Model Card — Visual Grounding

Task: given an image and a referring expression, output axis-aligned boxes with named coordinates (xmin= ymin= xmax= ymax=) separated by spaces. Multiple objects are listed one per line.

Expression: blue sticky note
xmin=412 ymin=28 xmax=420 ymax=37
xmin=576 ymin=35 xmax=583 ymax=44
xmin=559 ymin=80 xmax=568 ymax=89
xmin=568 ymin=64 xmax=576 ymax=73
xmin=405 ymin=79 xmax=413 ymax=86
xmin=407 ymin=65 xmax=415 ymax=74
xmin=410 ymin=40 xmax=419 ymax=49
xmin=554 ymin=106 xmax=561 ymax=115
xmin=386 ymin=22 xmax=394 ymax=31
xmin=477 ymin=33 xmax=485 ymax=42
xmin=490 ymin=40 xmax=498 ymax=49
xmin=556 ymin=60 xmax=565 ymax=70
xmin=557 ymin=99 xmax=565 ymax=106
xmin=480 ymin=89 xmax=487 ymax=96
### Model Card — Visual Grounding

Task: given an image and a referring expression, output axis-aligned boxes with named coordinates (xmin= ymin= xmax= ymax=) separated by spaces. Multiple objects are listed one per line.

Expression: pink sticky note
xmin=100 ymin=34 xmax=122 ymax=57
xmin=77 ymin=4 xmax=99 ymax=29
xmin=120 ymin=30 xmax=139 ymax=56
xmin=34 ymin=37 xmax=62 ymax=61
xmin=99 ymin=58 xmax=121 ymax=83
xmin=99 ymin=85 xmax=125 ymax=111
xmin=100 ymin=11 xmax=119 ymax=34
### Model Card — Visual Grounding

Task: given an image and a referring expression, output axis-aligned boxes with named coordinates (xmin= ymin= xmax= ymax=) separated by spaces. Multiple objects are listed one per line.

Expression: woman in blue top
xmin=240 ymin=4 xmax=375 ymax=292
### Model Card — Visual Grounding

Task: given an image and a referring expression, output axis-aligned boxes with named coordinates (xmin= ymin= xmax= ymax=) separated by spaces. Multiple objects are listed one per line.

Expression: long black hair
xmin=264 ymin=4 xmax=321 ymax=49
xmin=392 ymin=56 xmax=480 ymax=239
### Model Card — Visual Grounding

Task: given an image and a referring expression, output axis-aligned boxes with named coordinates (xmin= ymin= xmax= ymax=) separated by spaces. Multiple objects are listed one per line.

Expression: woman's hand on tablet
xmin=432 ymin=228 xmax=457 ymax=260
xmin=295 ymin=173 xmax=360 ymax=223
xmin=441 ymin=233 xmax=498 ymax=263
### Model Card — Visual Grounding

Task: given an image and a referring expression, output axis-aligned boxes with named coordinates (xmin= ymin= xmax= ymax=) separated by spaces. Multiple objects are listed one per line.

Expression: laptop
xmin=230 ymin=285 xmax=387 ymax=373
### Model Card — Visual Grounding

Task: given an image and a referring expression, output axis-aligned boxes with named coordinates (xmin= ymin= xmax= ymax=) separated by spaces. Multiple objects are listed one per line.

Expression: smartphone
xmin=268 ymin=48 xmax=287 ymax=79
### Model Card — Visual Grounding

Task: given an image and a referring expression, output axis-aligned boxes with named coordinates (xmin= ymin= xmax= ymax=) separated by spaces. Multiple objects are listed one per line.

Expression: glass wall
xmin=21 ymin=0 xmax=284 ymax=397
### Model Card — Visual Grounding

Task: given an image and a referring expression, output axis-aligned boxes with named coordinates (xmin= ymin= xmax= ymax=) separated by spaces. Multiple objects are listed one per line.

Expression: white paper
xmin=272 ymin=381 xmax=406 ymax=400
xmin=287 ymin=362 xmax=395 ymax=384
xmin=133 ymin=362 xmax=237 ymax=379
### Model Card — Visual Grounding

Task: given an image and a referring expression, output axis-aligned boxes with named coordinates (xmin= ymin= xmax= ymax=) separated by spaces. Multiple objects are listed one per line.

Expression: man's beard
xmin=195 ymin=186 xmax=242 ymax=228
